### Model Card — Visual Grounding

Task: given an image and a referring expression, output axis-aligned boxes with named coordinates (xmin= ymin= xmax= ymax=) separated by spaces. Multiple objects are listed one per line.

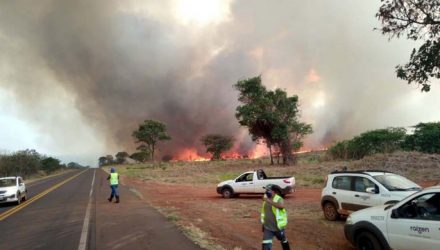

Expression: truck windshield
xmin=0 ymin=179 xmax=15 ymax=187
xmin=373 ymin=174 xmax=420 ymax=191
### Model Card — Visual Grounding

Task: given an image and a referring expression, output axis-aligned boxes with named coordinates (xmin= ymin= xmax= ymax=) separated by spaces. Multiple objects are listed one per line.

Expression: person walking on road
xmin=107 ymin=167 xmax=120 ymax=203
xmin=261 ymin=184 xmax=290 ymax=250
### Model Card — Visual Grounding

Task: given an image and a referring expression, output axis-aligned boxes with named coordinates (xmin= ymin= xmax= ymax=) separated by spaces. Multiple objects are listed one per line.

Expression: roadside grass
xmin=150 ymin=205 xmax=225 ymax=250
xmin=104 ymin=151 xmax=440 ymax=189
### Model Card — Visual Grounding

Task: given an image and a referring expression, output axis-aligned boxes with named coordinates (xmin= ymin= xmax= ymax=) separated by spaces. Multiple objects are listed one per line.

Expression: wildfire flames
xmin=172 ymin=144 xmax=270 ymax=162
xmin=171 ymin=145 xmax=327 ymax=162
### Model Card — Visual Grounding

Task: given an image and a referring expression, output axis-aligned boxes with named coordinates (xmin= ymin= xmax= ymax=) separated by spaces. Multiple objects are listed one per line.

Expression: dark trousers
xmin=262 ymin=227 xmax=290 ymax=250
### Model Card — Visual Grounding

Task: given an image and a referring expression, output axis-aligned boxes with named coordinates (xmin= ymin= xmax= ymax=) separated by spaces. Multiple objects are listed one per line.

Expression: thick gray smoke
xmin=1 ymin=0 xmax=439 ymax=165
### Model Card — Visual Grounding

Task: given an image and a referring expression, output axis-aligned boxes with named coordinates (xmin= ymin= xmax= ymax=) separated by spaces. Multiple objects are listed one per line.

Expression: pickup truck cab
xmin=0 ymin=176 xmax=27 ymax=205
xmin=345 ymin=186 xmax=440 ymax=250
xmin=216 ymin=169 xmax=295 ymax=198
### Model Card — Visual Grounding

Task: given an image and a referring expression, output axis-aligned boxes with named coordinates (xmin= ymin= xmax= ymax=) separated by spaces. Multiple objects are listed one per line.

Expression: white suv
xmin=345 ymin=186 xmax=440 ymax=250
xmin=0 ymin=177 xmax=27 ymax=205
xmin=321 ymin=170 xmax=421 ymax=220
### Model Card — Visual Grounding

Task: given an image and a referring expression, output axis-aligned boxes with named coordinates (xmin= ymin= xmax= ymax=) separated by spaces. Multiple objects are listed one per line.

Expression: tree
xmin=377 ymin=0 xmax=440 ymax=91
xmin=130 ymin=152 xmax=148 ymax=163
xmin=105 ymin=155 xmax=114 ymax=165
xmin=234 ymin=76 xmax=312 ymax=165
xmin=0 ymin=149 xmax=42 ymax=177
xmin=201 ymin=134 xmax=234 ymax=160
xmin=132 ymin=120 xmax=171 ymax=161
xmin=67 ymin=162 xmax=83 ymax=168
xmin=115 ymin=151 xmax=129 ymax=164
xmin=41 ymin=157 xmax=61 ymax=173
xmin=328 ymin=127 xmax=407 ymax=160
xmin=404 ymin=122 xmax=440 ymax=153
xmin=98 ymin=156 xmax=107 ymax=166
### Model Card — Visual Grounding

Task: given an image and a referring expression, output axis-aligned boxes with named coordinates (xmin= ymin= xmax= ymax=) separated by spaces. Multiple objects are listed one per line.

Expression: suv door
xmin=387 ymin=192 xmax=440 ymax=250
xmin=331 ymin=176 xmax=356 ymax=211
xmin=352 ymin=176 xmax=381 ymax=208
xmin=18 ymin=178 xmax=25 ymax=197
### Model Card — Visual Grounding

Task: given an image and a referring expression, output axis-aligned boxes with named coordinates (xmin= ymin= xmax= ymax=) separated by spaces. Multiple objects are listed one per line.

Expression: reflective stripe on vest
xmin=110 ymin=173 xmax=119 ymax=185
xmin=260 ymin=194 xmax=288 ymax=230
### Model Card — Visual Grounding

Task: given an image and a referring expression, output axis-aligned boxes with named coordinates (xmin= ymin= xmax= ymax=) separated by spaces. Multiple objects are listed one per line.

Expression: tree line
xmin=328 ymin=122 xmax=440 ymax=160
xmin=0 ymin=149 xmax=86 ymax=178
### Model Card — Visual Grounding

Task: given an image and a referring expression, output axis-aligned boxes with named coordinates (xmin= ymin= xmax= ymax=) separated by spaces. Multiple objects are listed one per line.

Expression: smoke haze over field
xmin=1 ymin=0 xmax=439 ymax=166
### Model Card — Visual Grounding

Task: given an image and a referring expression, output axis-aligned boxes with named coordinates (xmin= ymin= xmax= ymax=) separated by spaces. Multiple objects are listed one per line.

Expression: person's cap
xmin=110 ymin=167 xmax=116 ymax=173
xmin=263 ymin=184 xmax=274 ymax=190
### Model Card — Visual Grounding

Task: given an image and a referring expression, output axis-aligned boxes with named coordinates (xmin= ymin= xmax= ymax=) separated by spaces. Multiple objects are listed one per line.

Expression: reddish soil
xmin=124 ymin=177 xmax=355 ymax=250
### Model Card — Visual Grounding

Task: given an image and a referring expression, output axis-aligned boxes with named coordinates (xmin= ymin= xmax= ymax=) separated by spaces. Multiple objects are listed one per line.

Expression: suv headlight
xmin=346 ymin=215 xmax=353 ymax=225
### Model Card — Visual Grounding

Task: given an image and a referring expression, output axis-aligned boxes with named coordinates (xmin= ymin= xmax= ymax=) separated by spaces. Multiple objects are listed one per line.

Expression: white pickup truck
xmin=216 ymin=169 xmax=295 ymax=198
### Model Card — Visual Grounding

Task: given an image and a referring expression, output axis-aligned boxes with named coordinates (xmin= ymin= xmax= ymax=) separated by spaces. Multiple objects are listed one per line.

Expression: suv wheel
xmin=356 ymin=231 xmax=383 ymax=250
xmin=323 ymin=202 xmax=339 ymax=221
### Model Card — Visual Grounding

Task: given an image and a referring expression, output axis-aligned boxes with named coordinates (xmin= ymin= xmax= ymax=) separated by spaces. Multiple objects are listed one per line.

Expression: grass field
xmin=104 ymin=151 xmax=440 ymax=188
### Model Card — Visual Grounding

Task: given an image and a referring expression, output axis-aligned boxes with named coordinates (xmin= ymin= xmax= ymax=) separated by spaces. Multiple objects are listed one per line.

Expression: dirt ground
xmin=114 ymin=152 xmax=440 ymax=250
xmin=123 ymin=177 xmax=354 ymax=250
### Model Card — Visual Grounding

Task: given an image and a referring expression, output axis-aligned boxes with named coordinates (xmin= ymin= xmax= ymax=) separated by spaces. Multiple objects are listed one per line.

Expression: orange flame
xmin=248 ymin=144 xmax=268 ymax=159
xmin=173 ymin=148 xmax=209 ymax=161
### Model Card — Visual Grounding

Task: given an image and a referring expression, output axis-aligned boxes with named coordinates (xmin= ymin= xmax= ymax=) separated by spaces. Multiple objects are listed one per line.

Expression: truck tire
xmin=323 ymin=202 xmax=339 ymax=221
xmin=221 ymin=187 xmax=234 ymax=198
xmin=355 ymin=231 xmax=383 ymax=250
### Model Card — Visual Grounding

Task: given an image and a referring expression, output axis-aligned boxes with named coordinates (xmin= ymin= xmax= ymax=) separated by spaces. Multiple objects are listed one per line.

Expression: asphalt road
xmin=0 ymin=169 xmax=201 ymax=250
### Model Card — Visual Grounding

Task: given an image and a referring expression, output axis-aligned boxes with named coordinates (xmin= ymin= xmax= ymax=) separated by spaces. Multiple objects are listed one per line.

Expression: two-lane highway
xmin=0 ymin=169 xmax=95 ymax=250
xmin=0 ymin=168 xmax=201 ymax=250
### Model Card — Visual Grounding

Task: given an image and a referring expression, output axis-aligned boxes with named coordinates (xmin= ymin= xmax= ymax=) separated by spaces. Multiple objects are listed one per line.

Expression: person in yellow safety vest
xmin=261 ymin=184 xmax=290 ymax=250
xmin=106 ymin=167 xmax=120 ymax=203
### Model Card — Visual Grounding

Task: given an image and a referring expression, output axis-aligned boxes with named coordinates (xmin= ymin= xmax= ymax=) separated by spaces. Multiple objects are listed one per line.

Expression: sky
xmin=0 ymin=0 xmax=439 ymax=167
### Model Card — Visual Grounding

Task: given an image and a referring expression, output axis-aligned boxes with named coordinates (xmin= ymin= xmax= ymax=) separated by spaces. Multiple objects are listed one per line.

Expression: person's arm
xmin=106 ymin=174 xmax=110 ymax=180
xmin=263 ymin=195 xmax=285 ymax=209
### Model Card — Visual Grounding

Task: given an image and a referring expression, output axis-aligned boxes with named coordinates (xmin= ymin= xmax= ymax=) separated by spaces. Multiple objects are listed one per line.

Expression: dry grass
xmin=104 ymin=151 xmax=440 ymax=189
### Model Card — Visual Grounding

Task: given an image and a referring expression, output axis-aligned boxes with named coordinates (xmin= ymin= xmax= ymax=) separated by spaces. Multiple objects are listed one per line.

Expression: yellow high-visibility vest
xmin=109 ymin=173 xmax=119 ymax=185
xmin=260 ymin=194 xmax=287 ymax=230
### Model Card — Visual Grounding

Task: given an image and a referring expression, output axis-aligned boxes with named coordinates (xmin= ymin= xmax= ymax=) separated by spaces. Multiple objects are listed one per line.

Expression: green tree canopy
xmin=404 ymin=122 xmax=440 ymax=153
xmin=130 ymin=151 xmax=149 ymax=163
xmin=234 ymin=76 xmax=312 ymax=165
xmin=41 ymin=157 xmax=62 ymax=173
xmin=328 ymin=127 xmax=407 ymax=160
xmin=132 ymin=119 xmax=171 ymax=161
xmin=98 ymin=156 xmax=107 ymax=166
xmin=115 ymin=151 xmax=129 ymax=164
xmin=201 ymin=134 xmax=234 ymax=160
xmin=377 ymin=0 xmax=440 ymax=91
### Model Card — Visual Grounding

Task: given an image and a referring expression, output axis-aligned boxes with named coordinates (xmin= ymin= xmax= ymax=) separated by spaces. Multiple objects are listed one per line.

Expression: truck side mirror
xmin=391 ymin=209 xmax=399 ymax=219
xmin=366 ymin=187 xmax=378 ymax=194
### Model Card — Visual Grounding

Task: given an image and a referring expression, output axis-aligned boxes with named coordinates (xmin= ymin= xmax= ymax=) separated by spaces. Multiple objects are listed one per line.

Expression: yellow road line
xmin=0 ymin=169 xmax=89 ymax=221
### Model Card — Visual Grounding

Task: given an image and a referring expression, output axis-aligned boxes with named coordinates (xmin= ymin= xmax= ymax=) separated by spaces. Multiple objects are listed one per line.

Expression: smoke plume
xmin=1 ymin=0 xmax=439 ymax=165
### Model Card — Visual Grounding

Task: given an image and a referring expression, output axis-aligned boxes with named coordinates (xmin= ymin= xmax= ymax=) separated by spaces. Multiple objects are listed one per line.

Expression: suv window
xmin=0 ymin=179 xmax=15 ymax=187
xmin=332 ymin=176 xmax=351 ymax=190
xmin=354 ymin=177 xmax=376 ymax=193
xmin=397 ymin=193 xmax=440 ymax=221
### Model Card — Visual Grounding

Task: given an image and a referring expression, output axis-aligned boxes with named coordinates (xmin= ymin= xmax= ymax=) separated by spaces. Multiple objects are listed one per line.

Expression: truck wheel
xmin=356 ymin=231 xmax=383 ymax=250
xmin=323 ymin=202 xmax=339 ymax=221
xmin=221 ymin=187 xmax=233 ymax=198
